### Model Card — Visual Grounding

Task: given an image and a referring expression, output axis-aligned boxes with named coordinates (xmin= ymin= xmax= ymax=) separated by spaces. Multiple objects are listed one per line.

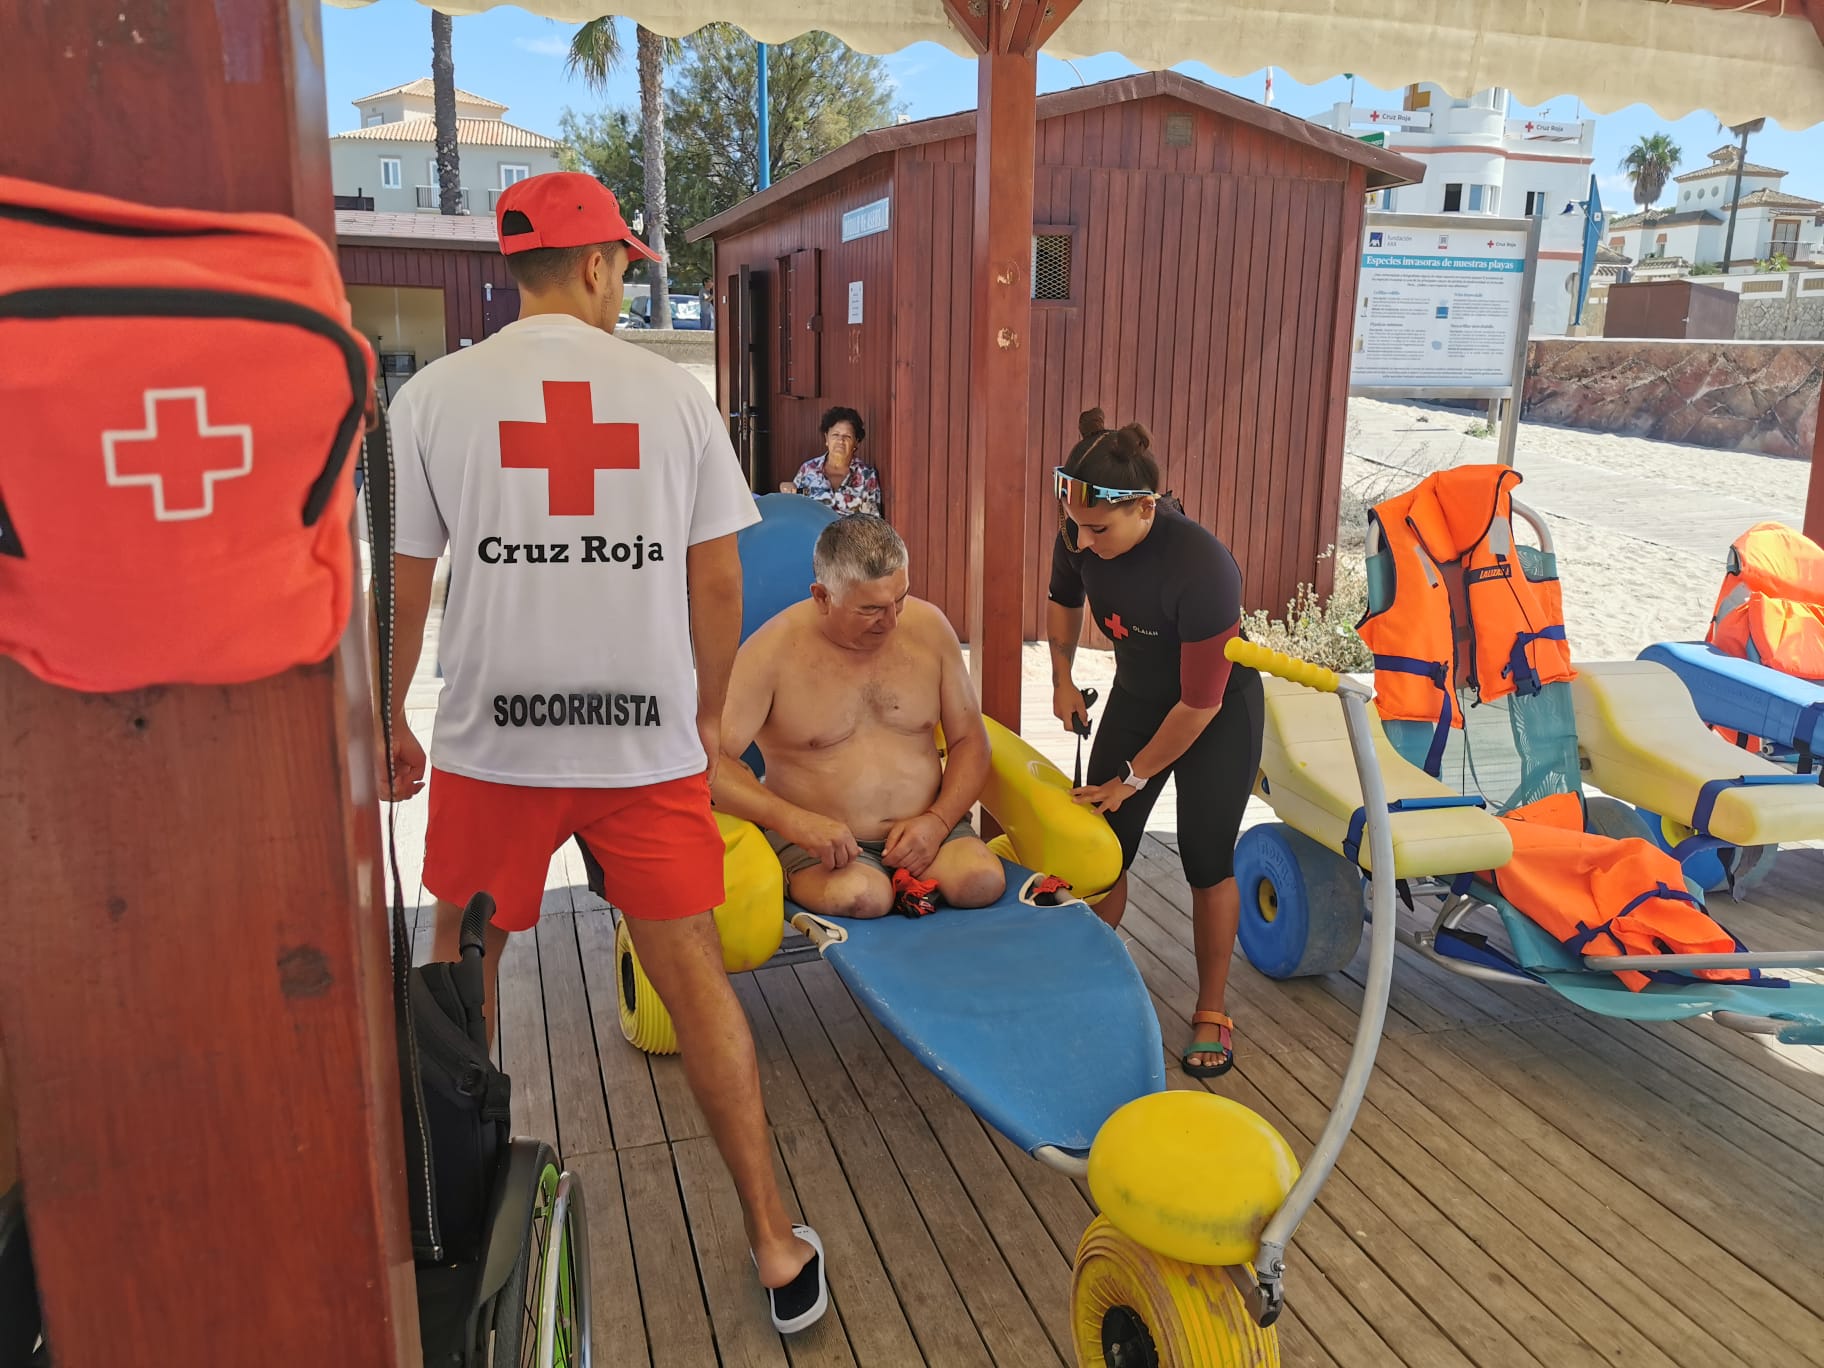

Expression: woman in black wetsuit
xmin=1048 ymin=408 xmax=1264 ymax=1078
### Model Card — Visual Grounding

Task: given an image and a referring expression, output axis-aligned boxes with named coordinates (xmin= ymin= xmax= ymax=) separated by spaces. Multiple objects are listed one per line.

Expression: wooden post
xmin=947 ymin=0 xmax=1080 ymax=732
xmin=0 ymin=4 xmax=417 ymax=1363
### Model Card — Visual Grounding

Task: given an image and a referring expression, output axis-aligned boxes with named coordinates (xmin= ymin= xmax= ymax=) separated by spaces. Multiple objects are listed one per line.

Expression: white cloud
xmin=514 ymin=35 xmax=571 ymax=57
xmin=1598 ymin=173 xmax=1642 ymax=205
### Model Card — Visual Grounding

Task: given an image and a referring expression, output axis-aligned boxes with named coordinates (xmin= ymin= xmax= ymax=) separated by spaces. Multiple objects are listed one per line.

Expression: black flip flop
xmin=755 ymin=1225 xmax=828 ymax=1335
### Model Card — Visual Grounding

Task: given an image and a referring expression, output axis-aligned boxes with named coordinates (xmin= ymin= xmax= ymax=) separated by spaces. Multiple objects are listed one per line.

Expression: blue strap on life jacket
xmin=1689 ymin=771 xmax=1819 ymax=834
xmin=1503 ymin=625 xmax=1567 ymax=697
xmin=1342 ymin=794 xmax=1486 ymax=867
xmin=1373 ymin=653 xmax=1453 ymax=777
xmin=1564 ymin=882 xmax=1775 ymax=985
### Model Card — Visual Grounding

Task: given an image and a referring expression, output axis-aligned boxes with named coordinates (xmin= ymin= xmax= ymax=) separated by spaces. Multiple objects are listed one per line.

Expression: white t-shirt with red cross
xmin=386 ymin=313 xmax=760 ymax=788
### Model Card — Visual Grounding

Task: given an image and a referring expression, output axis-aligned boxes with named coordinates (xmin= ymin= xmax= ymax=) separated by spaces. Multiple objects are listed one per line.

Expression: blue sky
xmin=322 ymin=0 xmax=1823 ymax=206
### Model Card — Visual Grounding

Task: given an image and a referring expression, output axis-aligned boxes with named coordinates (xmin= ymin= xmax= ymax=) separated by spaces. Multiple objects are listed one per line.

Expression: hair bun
xmin=1079 ymin=407 xmax=1108 ymax=438
xmin=1120 ymin=422 xmax=1153 ymax=452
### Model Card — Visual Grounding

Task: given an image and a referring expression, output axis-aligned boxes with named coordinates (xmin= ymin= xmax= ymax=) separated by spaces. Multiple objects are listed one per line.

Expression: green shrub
xmin=1243 ymin=550 xmax=1373 ymax=673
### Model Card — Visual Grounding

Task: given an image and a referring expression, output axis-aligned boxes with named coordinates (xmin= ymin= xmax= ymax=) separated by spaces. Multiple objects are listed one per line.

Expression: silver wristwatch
xmin=1121 ymin=761 xmax=1149 ymax=792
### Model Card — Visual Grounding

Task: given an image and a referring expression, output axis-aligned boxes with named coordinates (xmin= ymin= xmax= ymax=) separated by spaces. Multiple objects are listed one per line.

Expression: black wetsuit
xmin=1048 ymin=506 xmax=1264 ymax=888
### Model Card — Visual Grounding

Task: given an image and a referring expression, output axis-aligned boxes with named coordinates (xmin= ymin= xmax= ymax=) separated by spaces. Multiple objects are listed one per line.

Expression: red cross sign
xmin=101 ymin=388 xmax=253 ymax=522
xmin=499 ymin=380 xmax=640 ymax=517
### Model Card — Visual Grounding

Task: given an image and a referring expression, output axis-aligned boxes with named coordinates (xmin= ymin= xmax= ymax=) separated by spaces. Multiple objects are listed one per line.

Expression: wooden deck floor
xmin=390 ymin=598 xmax=1824 ymax=1364
xmin=401 ymin=822 xmax=1824 ymax=1367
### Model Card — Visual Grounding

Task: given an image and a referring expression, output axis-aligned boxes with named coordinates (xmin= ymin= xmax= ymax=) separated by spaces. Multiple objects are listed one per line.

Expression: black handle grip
xmin=1071 ymin=686 xmax=1100 ymax=738
xmin=460 ymin=892 xmax=495 ymax=958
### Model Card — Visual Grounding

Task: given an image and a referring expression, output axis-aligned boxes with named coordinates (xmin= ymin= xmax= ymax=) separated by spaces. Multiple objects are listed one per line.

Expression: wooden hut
xmin=689 ymin=72 xmax=1421 ymax=636
xmin=333 ymin=210 xmax=520 ymax=394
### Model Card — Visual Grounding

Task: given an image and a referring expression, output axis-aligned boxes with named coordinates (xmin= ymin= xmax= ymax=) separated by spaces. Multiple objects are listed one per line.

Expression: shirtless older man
xmin=713 ymin=515 xmax=1007 ymax=918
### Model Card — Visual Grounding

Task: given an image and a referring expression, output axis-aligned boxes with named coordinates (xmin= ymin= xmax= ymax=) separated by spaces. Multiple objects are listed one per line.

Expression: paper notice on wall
xmin=1350 ymin=225 xmax=1529 ymax=390
xmin=848 ymin=280 xmax=864 ymax=325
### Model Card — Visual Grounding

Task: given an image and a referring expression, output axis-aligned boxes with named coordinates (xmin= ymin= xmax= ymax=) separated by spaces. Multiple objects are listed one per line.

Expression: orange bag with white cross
xmin=0 ymin=174 xmax=373 ymax=692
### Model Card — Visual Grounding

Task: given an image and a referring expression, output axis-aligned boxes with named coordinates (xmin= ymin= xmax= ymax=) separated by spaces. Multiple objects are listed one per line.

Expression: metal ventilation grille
xmin=1165 ymin=113 xmax=1194 ymax=148
xmin=1032 ymin=233 xmax=1072 ymax=301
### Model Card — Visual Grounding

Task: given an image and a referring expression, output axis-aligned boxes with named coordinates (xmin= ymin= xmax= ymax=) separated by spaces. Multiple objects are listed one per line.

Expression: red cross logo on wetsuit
xmin=499 ymin=380 xmax=640 ymax=516
xmin=1104 ymin=613 xmax=1130 ymax=640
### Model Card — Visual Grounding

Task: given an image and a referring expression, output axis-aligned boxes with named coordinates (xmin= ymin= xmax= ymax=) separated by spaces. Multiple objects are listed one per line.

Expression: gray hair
xmin=812 ymin=514 xmax=908 ymax=596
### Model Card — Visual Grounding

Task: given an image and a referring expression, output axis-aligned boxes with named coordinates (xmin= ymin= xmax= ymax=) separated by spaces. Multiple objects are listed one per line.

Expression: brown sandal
xmin=1183 ymin=1010 xmax=1235 ymax=1078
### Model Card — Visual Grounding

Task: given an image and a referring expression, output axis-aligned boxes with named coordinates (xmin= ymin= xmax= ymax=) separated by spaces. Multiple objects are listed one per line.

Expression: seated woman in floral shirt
xmin=788 ymin=407 xmax=882 ymax=517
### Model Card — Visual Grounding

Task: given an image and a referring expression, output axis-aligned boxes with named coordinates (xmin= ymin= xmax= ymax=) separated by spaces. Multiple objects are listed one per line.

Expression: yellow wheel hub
xmin=1088 ymin=1091 xmax=1299 ymax=1269
xmin=1072 ymin=1216 xmax=1279 ymax=1367
xmin=1255 ymin=878 xmax=1280 ymax=924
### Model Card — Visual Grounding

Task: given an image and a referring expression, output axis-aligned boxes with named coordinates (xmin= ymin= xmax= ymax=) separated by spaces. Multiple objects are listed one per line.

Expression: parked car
xmin=626 ymin=293 xmax=712 ymax=330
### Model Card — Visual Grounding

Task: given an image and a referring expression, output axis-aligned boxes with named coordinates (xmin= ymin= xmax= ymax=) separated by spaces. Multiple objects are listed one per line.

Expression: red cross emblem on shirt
xmin=499 ymin=380 xmax=640 ymax=517
xmin=1104 ymin=613 xmax=1130 ymax=640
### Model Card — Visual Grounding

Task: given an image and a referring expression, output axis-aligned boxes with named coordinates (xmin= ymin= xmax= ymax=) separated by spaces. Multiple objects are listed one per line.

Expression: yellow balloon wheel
xmin=1071 ymin=1217 xmax=1279 ymax=1368
xmin=614 ymin=915 xmax=678 ymax=1055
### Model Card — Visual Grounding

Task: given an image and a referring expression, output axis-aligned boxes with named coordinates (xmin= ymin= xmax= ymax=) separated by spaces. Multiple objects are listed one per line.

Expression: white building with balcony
xmin=329 ymin=79 xmax=564 ymax=215
xmin=1313 ymin=84 xmax=1598 ymax=335
xmin=1606 ymin=146 xmax=1823 ymax=272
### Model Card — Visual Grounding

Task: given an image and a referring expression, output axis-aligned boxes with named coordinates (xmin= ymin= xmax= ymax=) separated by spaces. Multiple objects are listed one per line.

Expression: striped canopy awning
xmin=325 ymin=0 xmax=1824 ymax=129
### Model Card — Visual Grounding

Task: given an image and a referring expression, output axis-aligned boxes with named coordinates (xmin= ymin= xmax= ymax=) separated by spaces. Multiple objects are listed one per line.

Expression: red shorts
xmin=423 ymin=769 xmax=727 ymax=933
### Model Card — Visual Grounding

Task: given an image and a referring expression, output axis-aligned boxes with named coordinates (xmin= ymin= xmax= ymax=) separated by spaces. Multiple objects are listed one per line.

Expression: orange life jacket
xmin=1487 ymin=794 xmax=1751 ymax=992
xmin=1708 ymin=521 xmax=1824 ymax=682
xmin=1357 ymin=466 xmax=1576 ymax=774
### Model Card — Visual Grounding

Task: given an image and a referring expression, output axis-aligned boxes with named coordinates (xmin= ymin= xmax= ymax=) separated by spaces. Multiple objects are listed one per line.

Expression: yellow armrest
xmin=1258 ymin=678 xmax=1512 ymax=878
xmin=1572 ymin=661 xmax=1824 ymax=847
xmin=979 ymin=716 xmax=1124 ymax=901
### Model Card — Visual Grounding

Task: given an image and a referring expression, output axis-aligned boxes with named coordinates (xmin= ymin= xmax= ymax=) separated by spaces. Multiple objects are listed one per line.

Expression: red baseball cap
xmin=495 ymin=171 xmax=659 ymax=264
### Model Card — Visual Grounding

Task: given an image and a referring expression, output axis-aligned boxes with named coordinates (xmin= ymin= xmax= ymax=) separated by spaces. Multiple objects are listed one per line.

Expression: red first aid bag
xmin=0 ymin=175 xmax=374 ymax=692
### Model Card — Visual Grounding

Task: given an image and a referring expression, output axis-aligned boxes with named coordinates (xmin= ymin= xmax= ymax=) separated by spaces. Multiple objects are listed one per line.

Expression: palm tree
xmin=1718 ymin=118 xmax=1766 ymax=272
xmin=1618 ymin=133 xmax=1682 ymax=220
xmin=568 ymin=18 xmax=680 ymax=328
xmin=431 ymin=12 xmax=461 ymax=215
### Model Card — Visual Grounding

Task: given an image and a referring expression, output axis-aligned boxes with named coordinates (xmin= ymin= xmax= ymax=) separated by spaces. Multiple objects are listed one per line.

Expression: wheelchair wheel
xmin=535 ymin=1172 xmax=591 ymax=1368
xmin=614 ymin=915 xmax=679 ymax=1055
xmin=1635 ymin=806 xmax=1779 ymax=896
xmin=1584 ymin=795 xmax=1656 ymax=845
xmin=1234 ymin=823 xmax=1364 ymax=979
xmin=1071 ymin=1217 xmax=1278 ymax=1367
xmin=478 ymin=1154 xmax=592 ymax=1368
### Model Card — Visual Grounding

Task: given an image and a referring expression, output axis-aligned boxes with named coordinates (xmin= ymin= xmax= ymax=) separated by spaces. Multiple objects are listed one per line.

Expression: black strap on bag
xmin=363 ymin=387 xmax=513 ymax=1270
xmin=361 ymin=387 xmax=444 ymax=1263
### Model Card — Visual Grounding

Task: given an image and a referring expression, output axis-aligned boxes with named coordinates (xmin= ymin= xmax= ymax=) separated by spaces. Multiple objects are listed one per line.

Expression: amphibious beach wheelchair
xmin=1234 ymin=468 xmax=1824 ymax=1047
xmin=612 ymin=493 xmax=1415 ymax=1364
xmin=1638 ymin=521 xmax=1824 ymax=890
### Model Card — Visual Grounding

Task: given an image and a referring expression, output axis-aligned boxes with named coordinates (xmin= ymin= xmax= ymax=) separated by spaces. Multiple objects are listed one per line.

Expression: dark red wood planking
xmin=0 ymin=2 xmax=418 ymax=1362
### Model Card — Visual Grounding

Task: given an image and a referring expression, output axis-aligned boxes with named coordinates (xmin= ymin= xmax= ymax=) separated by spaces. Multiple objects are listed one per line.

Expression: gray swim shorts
xmin=767 ymin=816 xmax=979 ymax=879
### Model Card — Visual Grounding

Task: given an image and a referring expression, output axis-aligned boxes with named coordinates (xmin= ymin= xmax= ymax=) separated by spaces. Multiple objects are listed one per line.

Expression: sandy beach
xmin=1338 ymin=397 xmax=1810 ymax=665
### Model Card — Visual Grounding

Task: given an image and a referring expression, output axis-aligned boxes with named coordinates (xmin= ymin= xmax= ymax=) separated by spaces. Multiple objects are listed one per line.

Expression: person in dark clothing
xmin=1047 ymin=408 xmax=1264 ymax=1078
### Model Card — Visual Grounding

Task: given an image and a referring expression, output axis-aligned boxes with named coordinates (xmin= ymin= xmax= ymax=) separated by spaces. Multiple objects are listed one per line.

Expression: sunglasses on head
xmin=1052 ymin=466 xmax=1152 ymax=507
